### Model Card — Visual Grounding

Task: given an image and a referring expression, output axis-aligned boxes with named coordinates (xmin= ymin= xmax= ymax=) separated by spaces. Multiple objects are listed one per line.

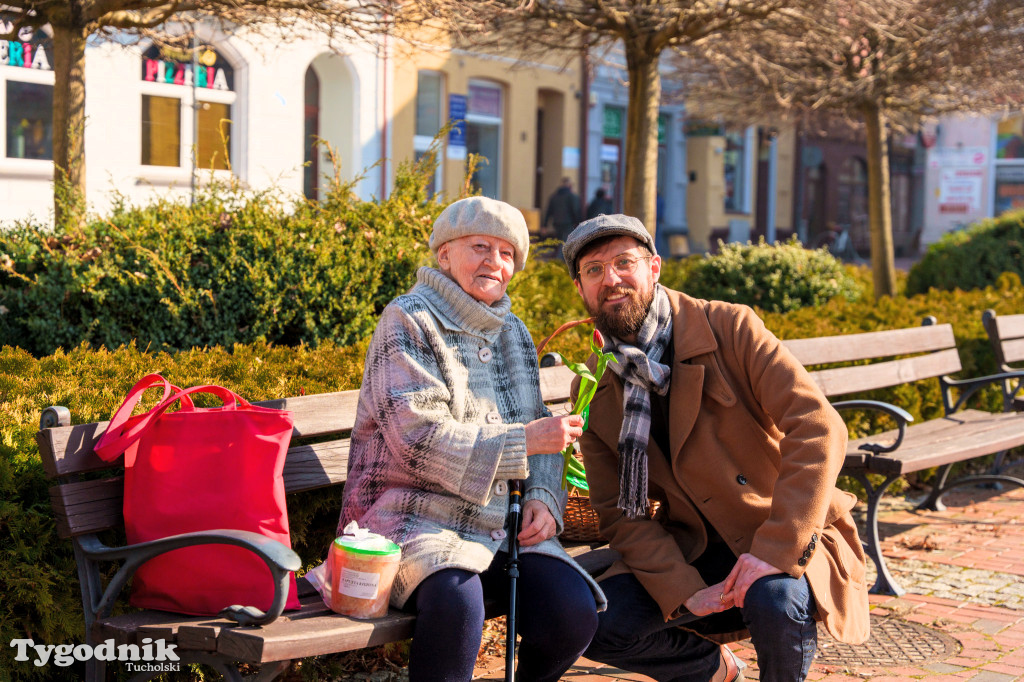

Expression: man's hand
xmin=684 ymin=583 xmax=735 ymax=617
xmin=518 ymin=499 xmax=557 ymax=546
xmin=721 ymin=553 xmax=783 ymax=608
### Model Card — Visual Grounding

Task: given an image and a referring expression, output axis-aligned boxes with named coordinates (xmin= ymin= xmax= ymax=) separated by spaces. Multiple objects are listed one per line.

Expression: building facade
xmin=1 ymin=20 xmax=385 ymax=225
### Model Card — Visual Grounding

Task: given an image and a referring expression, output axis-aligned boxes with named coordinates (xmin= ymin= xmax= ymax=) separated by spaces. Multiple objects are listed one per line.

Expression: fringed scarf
xmin=605 ymin=284 xmax=673 ymax=519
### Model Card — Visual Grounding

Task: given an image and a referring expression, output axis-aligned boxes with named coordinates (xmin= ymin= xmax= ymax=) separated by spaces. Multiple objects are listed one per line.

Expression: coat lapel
xmin=665 ymin=290 xmax=735 ymax=461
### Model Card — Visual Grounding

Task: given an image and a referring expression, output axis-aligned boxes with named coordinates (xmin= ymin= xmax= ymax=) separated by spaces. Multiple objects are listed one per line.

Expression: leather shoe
xmin=711 ymin=644 xmax=745 ymax=682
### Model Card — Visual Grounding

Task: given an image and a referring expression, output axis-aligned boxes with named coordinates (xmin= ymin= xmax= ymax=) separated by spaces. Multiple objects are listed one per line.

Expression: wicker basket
xmin=561 ymin=495 xmax=661 ymax=543
xmin=562 ymin=495 xmax=603 ymax=542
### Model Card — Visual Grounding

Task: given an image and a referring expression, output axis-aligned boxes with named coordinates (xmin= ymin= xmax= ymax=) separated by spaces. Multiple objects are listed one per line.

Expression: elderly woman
xmin=339 ymin=196 xmax=605 ymax=681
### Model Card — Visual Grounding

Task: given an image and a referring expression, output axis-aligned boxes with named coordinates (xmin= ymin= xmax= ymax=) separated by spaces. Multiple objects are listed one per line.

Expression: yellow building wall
xmin=685 ymin=136 xmax=725 ymax=252
xmin=390 ymin=41 xmax=582 ymax=224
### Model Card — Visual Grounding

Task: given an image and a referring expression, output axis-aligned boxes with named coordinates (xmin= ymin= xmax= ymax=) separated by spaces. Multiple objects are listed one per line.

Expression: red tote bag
xmin=95 ymin=373 xmax=301 ymax=616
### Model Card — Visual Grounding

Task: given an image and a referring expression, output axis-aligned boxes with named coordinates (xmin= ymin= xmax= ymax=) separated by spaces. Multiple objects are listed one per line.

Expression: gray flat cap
xmin=429 ymin=196 xmax=530 ymax=272
xmin=562 ymin=214 xmax=657 ymax=279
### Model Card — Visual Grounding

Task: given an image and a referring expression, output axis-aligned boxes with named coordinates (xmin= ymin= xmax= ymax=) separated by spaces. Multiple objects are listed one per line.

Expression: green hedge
xmin=0 ymin=160 xmax=447 ymax=358
xmin=906 ymin=210 xmax=1024 ymax=295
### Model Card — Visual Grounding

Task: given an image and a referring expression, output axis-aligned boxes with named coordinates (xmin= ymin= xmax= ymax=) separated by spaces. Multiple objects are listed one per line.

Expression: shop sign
xmin=447 ymin=94 xmax=467 ymax=161
xmin=995 ymin=165 xmax=1024 ymax=214
xmin=141 ymin=45 xmax=232 ymax=91
xmin=603 ymin=108 xmax=623 ymax=139
xmin=685 ymin=119 xmax=722 ymax=137
xmin=937 ymin=168 xmax=983 ymax=214
xmin=0 ymin=23 xmax=52 ymax=71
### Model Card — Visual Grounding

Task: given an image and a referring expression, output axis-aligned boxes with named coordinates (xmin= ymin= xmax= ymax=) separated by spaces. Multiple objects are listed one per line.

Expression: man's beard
xmin=587 ymin=284 xmax=655 ymax=341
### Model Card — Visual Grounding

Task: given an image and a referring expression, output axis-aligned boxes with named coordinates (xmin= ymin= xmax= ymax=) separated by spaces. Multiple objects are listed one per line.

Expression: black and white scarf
xmin=605 ymin=284 xmax=674 ymax=519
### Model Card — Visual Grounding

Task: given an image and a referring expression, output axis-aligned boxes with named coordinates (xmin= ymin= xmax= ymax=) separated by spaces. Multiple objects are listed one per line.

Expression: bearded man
xmin=562 ymin=215 xmax=870 ymax=682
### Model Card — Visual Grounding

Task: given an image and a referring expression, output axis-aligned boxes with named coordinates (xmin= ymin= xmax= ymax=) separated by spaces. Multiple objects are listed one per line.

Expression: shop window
xmin=197 ymin=101 xmax=230 ymax=171
xmin=141 ymin=95 xmax=181 ymax=167
xmin=6 ymin=81 xmax=53 ymax=160
xmin=139 ymin=44 xmax=235 ymax=170
xmin=414 ymin=71 xmax=444 ymax=196
xmin=995 ymin=166 xmax=1024 ymax=215
xmin=466 ymin=80 xmax=503 ymax=199
xmin=601 ymin=107 xmax=624 ymax=212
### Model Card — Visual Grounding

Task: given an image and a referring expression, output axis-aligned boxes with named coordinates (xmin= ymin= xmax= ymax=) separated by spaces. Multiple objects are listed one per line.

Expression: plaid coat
xmin=340 ymin=267 xmax=605 ymax=610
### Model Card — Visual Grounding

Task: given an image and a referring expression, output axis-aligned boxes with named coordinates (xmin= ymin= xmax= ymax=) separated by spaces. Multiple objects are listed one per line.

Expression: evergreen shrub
xmin=0 ymin=158 xmax=448 ymax=357
xmin=672 ymin=238 xmax=864 ymax=313
xmin=906 ymin=210 xmax=1024 ymax=295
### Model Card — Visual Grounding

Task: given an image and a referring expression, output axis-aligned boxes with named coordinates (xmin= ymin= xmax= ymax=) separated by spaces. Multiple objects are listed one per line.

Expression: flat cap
xmin=562 ymin=213 xmax=657 ymax=279
xmin=429 ymin=196 xmax=530 ymax=272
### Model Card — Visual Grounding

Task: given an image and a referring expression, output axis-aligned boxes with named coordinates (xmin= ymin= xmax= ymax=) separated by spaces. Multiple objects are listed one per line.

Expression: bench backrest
xmin=983 ymin=309 xmax=1024 ymax=371
xmin=781 ymin=321 xmax=961 ymax=398
xmin=37 ymin=364 xmax=577 ymax=541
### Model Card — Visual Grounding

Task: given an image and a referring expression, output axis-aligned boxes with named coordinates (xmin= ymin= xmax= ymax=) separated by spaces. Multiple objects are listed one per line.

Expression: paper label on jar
xmin=339 ymin=567 xmax=380 ymax=599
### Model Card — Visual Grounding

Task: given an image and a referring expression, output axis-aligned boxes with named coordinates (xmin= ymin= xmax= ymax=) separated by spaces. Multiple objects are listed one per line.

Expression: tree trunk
xmin=622 ymin=44 xmax=661 ymax=236
xmin=50 ymin=21 xmax=88 ymax=230
xmin=862 ymin=103 xmax=896 ymax=299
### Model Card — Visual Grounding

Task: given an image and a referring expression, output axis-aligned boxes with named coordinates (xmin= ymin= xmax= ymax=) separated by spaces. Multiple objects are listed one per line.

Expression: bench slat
xmin=854 ymin=410 xmax=1024 ymax=475
xmin=38 ymin=366 xmax=577 ymax=481
xmin=783 ymin=324 xmax=956 ymax=366
xmin=994 ymin=313 xmax=1024 ymax=341
xmin=1000 ymin=337 xmax=1024 ymax=365
xmin=806 ymin=348 xmax=962 ymax=397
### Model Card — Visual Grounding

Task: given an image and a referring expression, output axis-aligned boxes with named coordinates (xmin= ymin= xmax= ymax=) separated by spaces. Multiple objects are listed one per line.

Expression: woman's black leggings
xmin=407 ymin=550 xmax=598 ymax=682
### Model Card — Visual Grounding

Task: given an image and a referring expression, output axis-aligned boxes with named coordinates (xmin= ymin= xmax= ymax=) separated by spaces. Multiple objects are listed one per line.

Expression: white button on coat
xmin=493 ymin=481 xmax=508 ymax=496
xmin=490 ymin=529 xmax=507 ymax=541
xmin=486 ymin=412 xmax=502 ymax=424
xmin=478 ymin=347 xmax=493 ymax=363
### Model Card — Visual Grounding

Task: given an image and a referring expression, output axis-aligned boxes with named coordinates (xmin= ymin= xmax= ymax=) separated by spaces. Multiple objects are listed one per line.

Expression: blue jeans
xmin=586 ymin=570 xmax=818 ymax=682
xmin=406 ymin=551 xmax=598 ymax=682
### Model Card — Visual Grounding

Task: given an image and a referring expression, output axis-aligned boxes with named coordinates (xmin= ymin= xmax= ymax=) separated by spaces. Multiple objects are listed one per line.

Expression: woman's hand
xmin=525 ymin=414 xmax=585 ymax=455
xmin=518 ymin=499 xmax=557 ymax=546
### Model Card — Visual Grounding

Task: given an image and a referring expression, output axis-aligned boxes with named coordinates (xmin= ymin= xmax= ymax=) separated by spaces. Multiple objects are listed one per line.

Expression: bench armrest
xmin=78 ymin=530 xmax=301 ymax=627
xmin=831 ymin=399 xmax=914 ymax=454
xmin=942 ymin=369 xmax=1024 ymax=414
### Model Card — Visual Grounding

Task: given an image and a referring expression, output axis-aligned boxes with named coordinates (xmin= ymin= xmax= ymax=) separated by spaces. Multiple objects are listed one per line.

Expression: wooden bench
xmin=36 ymin=363 xmax=612 ymax=682
xmin=783 ymin=318 xmax=1024 ymax=596
xmin=983 ymin=308 xmax=1024 ymax=412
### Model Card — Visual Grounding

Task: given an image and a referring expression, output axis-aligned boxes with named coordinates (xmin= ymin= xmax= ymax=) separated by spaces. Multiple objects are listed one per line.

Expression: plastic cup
xmin=328 ymin=532 xmax=401 ymax=619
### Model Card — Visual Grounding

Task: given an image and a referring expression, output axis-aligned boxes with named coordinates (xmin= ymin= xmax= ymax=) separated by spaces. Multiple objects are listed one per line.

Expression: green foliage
xmin=906 ymin=210 xmax=1024 ymax=295
xmin=0 ymin=157 xmax=447 ymax=357
xmin=671 ymin=238 xmax=864 ymax=313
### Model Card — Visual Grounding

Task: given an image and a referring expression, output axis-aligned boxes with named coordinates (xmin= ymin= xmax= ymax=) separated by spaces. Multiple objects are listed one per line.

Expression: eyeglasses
xmin=578 ymin=254 xmax=652 ymax=283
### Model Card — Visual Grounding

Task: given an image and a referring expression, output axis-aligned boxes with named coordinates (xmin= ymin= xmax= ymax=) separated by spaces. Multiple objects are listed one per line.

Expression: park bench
xmin=782 ymin=318 xmax=1024 ymax=596
xmin=983 ymin=308 xmax=1024 ymax=412
xmin=36 ymin=363 xmax=612 ymax=682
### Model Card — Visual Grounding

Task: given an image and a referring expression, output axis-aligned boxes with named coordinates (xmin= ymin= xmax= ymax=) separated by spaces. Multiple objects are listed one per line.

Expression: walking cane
xmin=505 ymin=478 xmax=524 ymax=682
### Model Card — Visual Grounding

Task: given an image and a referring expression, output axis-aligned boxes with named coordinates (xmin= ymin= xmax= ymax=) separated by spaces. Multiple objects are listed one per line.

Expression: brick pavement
xmin=471 ymin=484 xmax=1024 ymax=681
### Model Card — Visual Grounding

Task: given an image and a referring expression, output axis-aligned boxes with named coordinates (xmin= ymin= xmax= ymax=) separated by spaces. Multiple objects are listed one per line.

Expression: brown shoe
xmin=711 ymin=644 xmax=745 ymax=682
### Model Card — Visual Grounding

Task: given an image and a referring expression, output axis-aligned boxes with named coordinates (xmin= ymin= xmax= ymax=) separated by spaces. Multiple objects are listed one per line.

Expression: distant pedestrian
xmin=543 ymin=177 xmax=581 ymax=242
xmin=586 ymin=188 xmax=614 ymax=220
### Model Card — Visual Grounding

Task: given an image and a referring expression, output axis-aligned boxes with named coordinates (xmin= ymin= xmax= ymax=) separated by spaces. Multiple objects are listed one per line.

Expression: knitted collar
xmin=412 ymin=267 xmax=511 ymax=341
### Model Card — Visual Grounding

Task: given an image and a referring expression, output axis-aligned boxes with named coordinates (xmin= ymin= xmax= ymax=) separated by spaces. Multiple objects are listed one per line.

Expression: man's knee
xmin=743 ymin=574 xmax=815 ymax=626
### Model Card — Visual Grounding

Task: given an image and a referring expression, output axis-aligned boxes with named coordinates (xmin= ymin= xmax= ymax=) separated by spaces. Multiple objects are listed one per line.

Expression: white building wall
xmin=0 ymin=24 xmax=384 ymax=227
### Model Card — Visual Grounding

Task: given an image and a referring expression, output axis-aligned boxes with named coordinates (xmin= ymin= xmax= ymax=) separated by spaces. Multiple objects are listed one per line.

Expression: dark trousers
xmin=585 ymin=549 xmax=818 ymax=682
xmin=406 ymin=551 xmax=598 ymax=682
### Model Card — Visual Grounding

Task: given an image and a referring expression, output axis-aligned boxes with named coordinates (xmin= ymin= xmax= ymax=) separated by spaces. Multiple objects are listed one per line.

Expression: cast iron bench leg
xmin=850 ymin=471 xmax=906 ymax=596
xmin=917 ymin=463 xmax=953 ymax=512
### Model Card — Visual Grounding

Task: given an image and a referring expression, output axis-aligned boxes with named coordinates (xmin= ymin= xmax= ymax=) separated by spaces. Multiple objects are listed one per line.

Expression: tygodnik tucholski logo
xmin=11 ymin=637 xmax=181 ymax=672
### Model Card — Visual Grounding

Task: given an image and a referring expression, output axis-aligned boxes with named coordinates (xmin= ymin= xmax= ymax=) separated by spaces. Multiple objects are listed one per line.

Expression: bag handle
xmin=95 ymin=375 xmax=246 ymax=463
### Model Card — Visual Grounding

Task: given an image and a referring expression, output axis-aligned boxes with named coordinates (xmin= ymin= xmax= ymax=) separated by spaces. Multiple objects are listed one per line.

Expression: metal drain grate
xmin=814 ymin=615 xmax=961 ymax=667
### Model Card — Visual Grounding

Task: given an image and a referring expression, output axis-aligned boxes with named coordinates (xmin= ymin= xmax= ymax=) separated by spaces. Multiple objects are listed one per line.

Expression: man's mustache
xmin=599 ymin=287 xmax=636 ymax=305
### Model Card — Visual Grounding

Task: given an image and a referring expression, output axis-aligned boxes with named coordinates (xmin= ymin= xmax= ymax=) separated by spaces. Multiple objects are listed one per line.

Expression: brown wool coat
xmin=575 ymin=288 xmax=870 ymax=645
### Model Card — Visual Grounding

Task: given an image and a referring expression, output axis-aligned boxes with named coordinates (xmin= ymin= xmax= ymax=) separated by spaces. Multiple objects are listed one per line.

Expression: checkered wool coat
xmin=339 ymin=267 xmax=606 ymax=610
